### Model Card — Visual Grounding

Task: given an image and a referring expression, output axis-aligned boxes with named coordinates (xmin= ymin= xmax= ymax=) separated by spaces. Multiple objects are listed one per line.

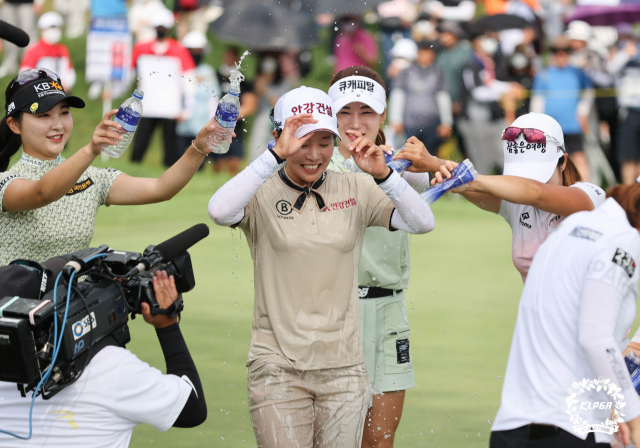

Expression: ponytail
xmin=0 ymin=115 xmax=22 ymax=172
xmin=606 ymin=184 xmax=640 ymax=230
xmin=375 ymin=128 xmax=386 ymax=146
xmin=560 ymin=155 xmax=581 ymax=187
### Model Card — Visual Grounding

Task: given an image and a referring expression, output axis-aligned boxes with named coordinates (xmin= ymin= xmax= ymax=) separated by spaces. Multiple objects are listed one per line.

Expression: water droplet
xmin=336 ymin=44 xmax=340 ymax=47
xmin=372 ymin=276 xmax=376 ymax=281
xmin=334 ymin=26 xmax=338 ymax=31
xmin=498 ymin=376 xmax=502 ymax=380
xmin=488 ymin=419 xmax=492 ymax=424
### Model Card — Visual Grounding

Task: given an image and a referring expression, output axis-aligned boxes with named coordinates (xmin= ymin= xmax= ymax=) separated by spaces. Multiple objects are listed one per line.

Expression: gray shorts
xmin=360 ymin=291 xmax=416 ymax=392
xmin=248 ymin=362 xmax=372 ymax=448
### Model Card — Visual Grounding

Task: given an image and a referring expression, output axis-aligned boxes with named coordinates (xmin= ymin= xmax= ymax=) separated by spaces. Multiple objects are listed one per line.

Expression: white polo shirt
xmin=492 ymin=198 xmax=640 ymax=443
xmin=498 ymin=182 xmax=605 ymax=281
xmin=0 ymin=346 xmax=192 ymax=448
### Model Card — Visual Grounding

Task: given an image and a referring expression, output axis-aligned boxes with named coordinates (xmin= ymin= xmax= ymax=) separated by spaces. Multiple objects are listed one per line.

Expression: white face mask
xmin=511 ymin=53 xmax=529 ymax=70
xmin=261 ymin=58 xmax=278 ymax=74
xmin=41 ymin=27 xmax=62 ymax=45
xmin=479 ymin=37 xmax=498 ymax=55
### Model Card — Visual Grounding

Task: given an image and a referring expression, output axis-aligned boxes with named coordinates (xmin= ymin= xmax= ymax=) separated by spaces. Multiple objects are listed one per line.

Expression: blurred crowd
xmin=2 ymin=0 xmax=640 ymax=184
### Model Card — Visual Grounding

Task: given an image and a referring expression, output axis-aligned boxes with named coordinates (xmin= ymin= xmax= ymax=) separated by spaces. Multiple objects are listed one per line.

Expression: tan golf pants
xmin=248 ymin=362 xmax=372 ymax=448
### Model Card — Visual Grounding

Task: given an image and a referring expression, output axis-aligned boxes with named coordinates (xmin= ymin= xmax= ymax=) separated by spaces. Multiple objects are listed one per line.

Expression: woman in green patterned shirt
xmin=0 ymin=69 xmax=223 ymax=265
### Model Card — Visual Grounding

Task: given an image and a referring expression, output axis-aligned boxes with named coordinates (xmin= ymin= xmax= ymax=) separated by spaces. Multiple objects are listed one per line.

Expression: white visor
xmin=328 ymin=75 xmax=386 ymax=114
xmin=272 ymin=86 xmax=341 ymax=140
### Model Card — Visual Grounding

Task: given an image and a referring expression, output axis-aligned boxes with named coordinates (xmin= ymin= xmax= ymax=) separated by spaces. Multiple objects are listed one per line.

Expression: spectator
xmin=389 ymin=39 xmax=453 ymax=156
xmin=0 ymin=0 xmax=41 ymax=78
xmin=334 ymin=15 xmax=378 ymax=73
xmin=458 ymin=30 xmax=523 ymax=175
xmin=437 ymin=20 xmax=473 ymax=157
xmin=387 ymin=38 xmax=418 ymax=84
xmin=131 ymin=8 xmax=195 ymax=167
xmin=249 ymin=53 xmax=294 ymax=162
xmin=531 ymin=36 xmax=593 ymax=181
xmin=173 ymin=0 xmax=200 ymax=41
xmin=607 ymin=25 xmax=640 ymax=184
xmin=175 ymin=30 xmax=221 ymax=168
xmin=215 ymin=46 xmax=258 ymax=174
xmin=482 ymin=0 xmax=542 ymax=21
xmin=53 ymin=0 xmax=88 ymax=38
xmin=90 ymin=0 xmax=127 ymax=18
xmin=20 ymin=12 xmax=76 ymax=91
xmin=377 ymin=0 xmax=416 ymax=77
xmin=423 ymin=0 xmax=477 ymax=22
xmin=129 ymin=0 xmax=169 ymax=43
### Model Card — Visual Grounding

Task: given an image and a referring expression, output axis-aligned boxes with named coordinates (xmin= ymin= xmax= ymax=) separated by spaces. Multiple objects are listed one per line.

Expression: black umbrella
xmin=210 ymin=1 xmax=317 ymax=50
xmin=311 ymin=0 xmax=386 ymax=16
xmin=471 ymin=14 xmax=532 ymax=34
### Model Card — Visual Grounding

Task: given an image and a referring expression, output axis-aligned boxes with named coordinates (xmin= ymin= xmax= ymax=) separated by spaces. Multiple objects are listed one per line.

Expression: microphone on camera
xmin=0 ymin=21 xmax=30 ymax=48
xmin=126 ymin=224 xmax=210 ymax=277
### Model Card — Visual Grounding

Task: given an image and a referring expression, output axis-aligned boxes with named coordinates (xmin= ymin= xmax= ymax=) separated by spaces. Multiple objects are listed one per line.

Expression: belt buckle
xmin=358 ymin=287 xmax=369 ymax=298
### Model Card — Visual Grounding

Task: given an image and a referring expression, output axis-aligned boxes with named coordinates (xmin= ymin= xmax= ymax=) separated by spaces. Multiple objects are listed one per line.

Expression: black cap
xmin=439 ymin=20 xmax=464 ymax=38
xmin=6 ymin=76 xmax=84 ymax=118
xmin=417 ymin=39 xmax=440 ymax=51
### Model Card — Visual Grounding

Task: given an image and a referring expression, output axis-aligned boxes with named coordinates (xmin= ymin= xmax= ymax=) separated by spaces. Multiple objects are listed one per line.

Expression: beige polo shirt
xmin=240 ymin=168 xmax=394 ymax=371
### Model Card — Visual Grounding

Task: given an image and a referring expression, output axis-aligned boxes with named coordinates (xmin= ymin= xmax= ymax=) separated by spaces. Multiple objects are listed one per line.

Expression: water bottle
xmin=342 ymin=157 xmax=364 ymax=173
xmin=102 ymin=89 xmax=143 ymax=158
xmin=207 ymin=86 xmax=240 ymax=154
xmin=625 ymin=352 xmax=640 ymax=394
xmin=207 ymin=50 xmax=249 ymax=154
xmin=385 ymin=146 xmax=413 ymax=174
xmin=421 ymin=159 xmax=478 ymax=205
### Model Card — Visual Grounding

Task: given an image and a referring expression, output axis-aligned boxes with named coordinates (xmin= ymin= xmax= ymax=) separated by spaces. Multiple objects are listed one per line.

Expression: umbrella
xmin=210 ymin=1 xmax=317 ymax=50
xmin=471 ymin=14 xmax=532 ymax=34
xmin=565 ymin=4 xmax=640 ymax=25
xmin=311 ymin=0 xmax=386 ymax=16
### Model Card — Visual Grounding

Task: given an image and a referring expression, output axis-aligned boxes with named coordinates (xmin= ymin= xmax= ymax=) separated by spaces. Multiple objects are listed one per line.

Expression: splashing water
xmin=229 ymin=50 xmax=250 ymax=91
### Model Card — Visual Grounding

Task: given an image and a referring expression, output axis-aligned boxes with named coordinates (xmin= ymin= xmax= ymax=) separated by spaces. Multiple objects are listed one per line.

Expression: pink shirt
xmin=334 ymin=29 xmax=378 ymax=73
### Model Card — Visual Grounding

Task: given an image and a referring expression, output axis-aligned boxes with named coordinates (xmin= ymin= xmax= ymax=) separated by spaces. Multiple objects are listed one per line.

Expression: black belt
xmin=527 ymin=424 xmax=560 ymax=440
xmin=358 ymin=286 xmax=402 ymax=299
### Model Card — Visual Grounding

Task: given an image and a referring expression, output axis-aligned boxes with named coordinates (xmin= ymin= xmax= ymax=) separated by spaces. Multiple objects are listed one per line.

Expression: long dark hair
xmin=329 ymin=66 xmax=387 ymax=146
xmin=558 ymin=154 xmax=582 ymax=187
xmin=0 ymin=80 xmax=24 ymax=171
xmin=607 ymin=183 xmax=640 ymax=230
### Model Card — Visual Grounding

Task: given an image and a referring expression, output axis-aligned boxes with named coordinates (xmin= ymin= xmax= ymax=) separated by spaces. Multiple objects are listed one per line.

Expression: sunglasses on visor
xmin=501 ymin=127 xmax=563 ymax=148
xmin=10 ymin=68 xmax=61 ymax=89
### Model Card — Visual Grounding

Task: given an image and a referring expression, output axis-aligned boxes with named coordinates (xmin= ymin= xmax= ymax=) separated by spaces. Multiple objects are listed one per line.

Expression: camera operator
xmin=0 ymin=270 xmax=207 ymax=447
xmin=0 ymin=68 xmax=228 ymax=266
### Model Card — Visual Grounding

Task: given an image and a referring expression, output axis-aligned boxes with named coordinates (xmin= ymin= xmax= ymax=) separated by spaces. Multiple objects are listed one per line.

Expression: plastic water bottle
xmin=208 ymin=51 xmax=249 ymax=154
xmin=385 ymin=146 xmax=413 ymax=174
xmin=421 ymin=159 xmax=478 ymax=205
xmin=102 ymin=89 xmax=143 ymax=158
xmin=342 ymin=157 xmax=364 ymax=173
xmin=625 ymin=352 xmax=640 ymax=394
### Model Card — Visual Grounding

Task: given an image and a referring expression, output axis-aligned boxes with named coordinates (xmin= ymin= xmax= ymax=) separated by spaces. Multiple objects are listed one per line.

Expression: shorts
xmin=247 ymin=362 xmax=372 ymax=448
xmin=360 ymin=291 xmax=415 ymax=393
xmin=563 ymin=133 xmax=583 ymax=155
xmin=617 ymin=109 xmax=640 ymax=164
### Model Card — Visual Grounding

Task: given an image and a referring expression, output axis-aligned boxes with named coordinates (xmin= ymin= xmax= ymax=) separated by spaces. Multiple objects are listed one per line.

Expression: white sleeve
xmin=208 ymin=150 xmax=282 ymax=226
xmin=401 ymin=171 xmax=430 ymax=193
xmin=106 ymin=348 xmax=192 ymax=432
xmin=577 ymin=88 xmax=595 ymax=118
xmin=607 ymin=50 xmax=631 ymax=75
xmin=436 ymin=91 xmax=453 ymax=126
xmin=571 ymin=182 xmax=606 ymax=208
xmin=388 ymin=88 xmax=406 ymax=124
xmin=379 ymin=170 xmax=435 ymax=234
xmin=471 ymin=80 xmax=512 ymax=102
xmin=427 ymin=0 xmax=476 ymax=21
xmin=578 ymin=279 xmax=640 ymax=421
xmin=530 ymin=94 xmax=546 ymax=113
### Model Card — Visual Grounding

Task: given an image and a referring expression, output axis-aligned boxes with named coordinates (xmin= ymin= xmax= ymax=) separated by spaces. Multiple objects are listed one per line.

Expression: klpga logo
xmin=566 ymin=377 xmax=625 ymax=435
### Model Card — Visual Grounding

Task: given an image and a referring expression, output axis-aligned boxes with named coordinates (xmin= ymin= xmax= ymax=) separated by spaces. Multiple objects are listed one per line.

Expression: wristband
xmin=374 ymin=168 xmax=393 ymax=185
xmin=268 ymin=147 xmax=285 ymax=164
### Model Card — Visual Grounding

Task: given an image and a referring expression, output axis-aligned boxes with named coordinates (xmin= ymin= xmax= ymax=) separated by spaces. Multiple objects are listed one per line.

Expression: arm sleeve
xmin=208 ymin=150 xmax=283 ymax=227
xmin=530 ymin=94 xmax=546 ymax=114
xmin=579 ymin=279 xmax=640 ymax=421
xmin=607 ymin=51 xmax=631 ymax=75
xmin=378 ymin=170 xmax=435 ymax=234
xmin=471 ymin=80 xmax=511 ymax=102
xmin=401 ymin=171 xmax=430 ymax=193
xmin=156 ymin=323 xmax=207 ymax=428
xmin=436 ymin=91 xmax=453 ymax=126
xmin=388 ymin=88 xmax=406 ymax=124
xmin=570 ymin=182 xmax=606 ymax=208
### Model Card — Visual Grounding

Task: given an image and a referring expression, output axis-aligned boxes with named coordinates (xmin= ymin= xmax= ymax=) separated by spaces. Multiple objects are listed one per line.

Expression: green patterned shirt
xmin=328 ymin=147 xmax=411 ymax=290
xmin=0 ymin=152 xmax=122 ymax=265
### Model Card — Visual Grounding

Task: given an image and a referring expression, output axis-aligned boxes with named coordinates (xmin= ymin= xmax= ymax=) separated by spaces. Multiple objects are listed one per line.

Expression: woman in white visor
xmin=489 ymin=183 xmax=640 ymax=447
xmin=327 ymin=65 xmax=451 ymax=448
xmin=208 ymin=86 xmax=436 ymax=448
xmin=410 ymin=112 xmax=606 ymax=282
